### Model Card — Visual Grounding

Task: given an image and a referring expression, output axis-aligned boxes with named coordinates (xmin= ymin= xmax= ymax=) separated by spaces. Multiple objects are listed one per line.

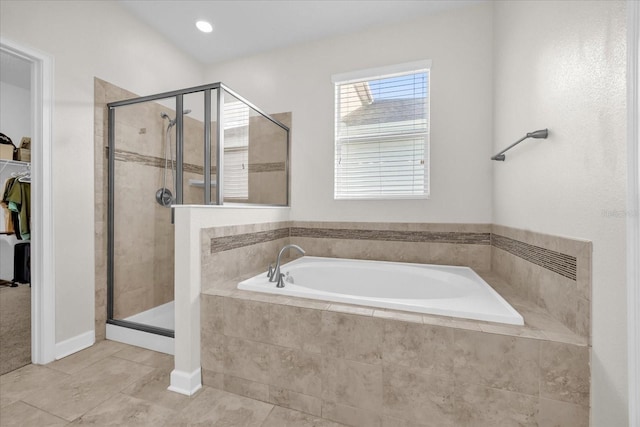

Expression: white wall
xmin=0 ymin=0 xmax=205 ymax=345
xmin=205 ymin=2 xmax=494 ymax=224
xmin=492 ymin=1 xmax=628 ymax=425
xmin=0 ymin=81 xmax=30 ymax=145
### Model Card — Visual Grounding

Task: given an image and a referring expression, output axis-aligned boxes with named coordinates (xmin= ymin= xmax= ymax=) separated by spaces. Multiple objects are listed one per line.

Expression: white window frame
xmin=332 ymin=60 xmax=431 ymax=200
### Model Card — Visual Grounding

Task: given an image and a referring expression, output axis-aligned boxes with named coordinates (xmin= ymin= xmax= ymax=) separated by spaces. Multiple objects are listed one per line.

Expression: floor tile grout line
xmin=13 ymin=399 xmax=70 ymax=424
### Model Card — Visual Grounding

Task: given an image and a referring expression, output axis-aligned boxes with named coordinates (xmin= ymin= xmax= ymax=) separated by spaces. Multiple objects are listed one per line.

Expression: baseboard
xmin=106 ymin=324 xmax=174 ymax=355
xmin=55 ymin=330 xmax=95 ymax=359
xmin=168 ymin=368 xmax=202 ymax=396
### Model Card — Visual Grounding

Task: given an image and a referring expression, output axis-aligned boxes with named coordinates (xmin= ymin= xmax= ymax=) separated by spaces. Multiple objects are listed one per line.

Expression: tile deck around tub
xmin=202 ymin=266 xmax=587 ymax=347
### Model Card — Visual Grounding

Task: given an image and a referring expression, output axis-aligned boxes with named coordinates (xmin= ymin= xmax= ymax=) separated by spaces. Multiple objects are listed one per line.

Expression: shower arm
xmin=491 ymin=129 xmax=549 ymax=161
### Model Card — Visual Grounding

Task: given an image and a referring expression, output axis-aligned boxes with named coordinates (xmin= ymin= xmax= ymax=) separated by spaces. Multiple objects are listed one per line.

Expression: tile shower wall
xmin=94 ymin=78 xmax=207 ymax=335
xmin=247 ymin=113 xmax=289 ymax=205
xmin=491 ymin=224 xmax=591 ymax=339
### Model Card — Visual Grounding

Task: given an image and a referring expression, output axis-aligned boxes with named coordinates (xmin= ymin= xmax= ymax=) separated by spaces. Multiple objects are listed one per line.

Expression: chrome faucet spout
xmin=269 ymin=244 xmax=305 ymax=283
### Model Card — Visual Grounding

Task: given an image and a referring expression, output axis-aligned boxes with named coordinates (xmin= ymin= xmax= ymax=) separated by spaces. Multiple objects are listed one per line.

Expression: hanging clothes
xmin=2 ymin=177 xmax=30 ymax=240
xmin=0 ymin=178 xmax=17 ymax=237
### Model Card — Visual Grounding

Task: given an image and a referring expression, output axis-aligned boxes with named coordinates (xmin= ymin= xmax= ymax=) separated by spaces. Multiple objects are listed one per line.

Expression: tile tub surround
xmin=200 ymin=281 xmax=590 ymax=427
xmin=202 ymin=221 xmax=591 ymax=339
xmin=202 ymin=221 xmax=494 ymax=291
xmin=198 ymin=220 xmax=592 ymax=425
xmin=290 ymin=221 xmax=492 ymax=272
xmin=491 ymin=224 xmax=592 ymax=340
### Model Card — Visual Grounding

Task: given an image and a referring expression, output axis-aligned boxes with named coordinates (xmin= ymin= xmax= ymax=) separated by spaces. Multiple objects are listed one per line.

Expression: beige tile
xmin=321 ymin=357 xmax=382 ymax=412
xmin=47 ymin=340 xmax=127 ymax=374
xmin=537 ymin=397 xmax=589 ymax=427
xmin=71 ymin=392 xmax=176 ymax=426
xmin=0 ymin=364 xmax=70 ymax=408
xmin=382 ymin=321 xmax=454 ymax=377
xmin=223 ymin=336 xmax=270 ymax=384
xmin=321 ymin=401 xmax=382 ymax=427
xmin=201 ymin=330 xmax=225 ymax=373
xmin=327 ymin=304 xmax=374 ymax=316
xmin=269 ymin=347 xmax=322 ymax=397
xmin=223 ymin=374 xmax=269 ymax=402
xmin=201 ymin=294 xmax=225 ymax=331
xmin=453 ymin=330 xmax=540 ymax=395
xmin=381 ymin=416 xmax=432 ymax=427
xmin=202 ymin=369 xmax=224 ymax=389
xmin=167 ymin=387 xmax=273 ymax=427
xmin=373 ymin=309 xmax=423 ymax=324
xmin=321 ymin=311 xmax=383 ymax=365
xmin=262 ymin=405 xmax=346 ymax=427
xmin=223 ymin=298 xmax=270 ymax=342
xmin=478 ymin=322 xmax=547 ymax=340
xmin=268 ymin=304 xmax=323 ymax=353
xmin=382 ymin=363 xmax=455 ymax=426
xmin=268 ymin=386 xmax=322 ymax=417
xmin=23 ymin=356 xmax=154 ymax=421
xmin=0 ymin=401 xmax=68 ymax=427
xmin=540 ymin=342 xmax=590 ymax=406
xmin=453 ymin=383 xmax=538 ymax=426
xmin=120 ymin=367 xmax=191 ymax=412
xmin=112 ymin=346 xmax=173 ymax=370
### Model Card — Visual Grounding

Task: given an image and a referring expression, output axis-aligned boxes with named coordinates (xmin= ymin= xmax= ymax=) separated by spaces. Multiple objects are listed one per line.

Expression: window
xmin=333 ymin=61 xmax=430 ymax=200
xmin=223 ymin=100 xmax=250 ymax=200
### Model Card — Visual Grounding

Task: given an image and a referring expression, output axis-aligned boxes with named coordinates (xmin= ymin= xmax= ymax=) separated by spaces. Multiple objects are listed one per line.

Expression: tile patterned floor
xmin=0 ymin=340 xmax=347 ymax=426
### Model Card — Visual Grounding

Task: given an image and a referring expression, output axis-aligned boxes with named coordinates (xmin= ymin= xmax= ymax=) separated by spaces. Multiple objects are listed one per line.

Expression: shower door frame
xmin=106 ymin=82 xmax=290 ymax=337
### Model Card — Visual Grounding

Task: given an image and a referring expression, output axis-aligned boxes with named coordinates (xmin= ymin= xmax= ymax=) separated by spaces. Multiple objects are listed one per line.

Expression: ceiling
xmin=119 ymin=0 xmax=481 ymax=65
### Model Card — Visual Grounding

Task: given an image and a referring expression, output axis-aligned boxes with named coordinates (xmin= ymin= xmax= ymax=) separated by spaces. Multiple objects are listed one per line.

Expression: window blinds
xmin=334 ymin=65 xmax=430 ymax=200
xmin=223 ymin=100 xmax=250 ymax=199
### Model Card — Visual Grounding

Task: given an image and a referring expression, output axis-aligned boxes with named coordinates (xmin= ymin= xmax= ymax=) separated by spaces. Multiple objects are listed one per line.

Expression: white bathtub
xmin=238 ymin=256 xmax=524 ymax=325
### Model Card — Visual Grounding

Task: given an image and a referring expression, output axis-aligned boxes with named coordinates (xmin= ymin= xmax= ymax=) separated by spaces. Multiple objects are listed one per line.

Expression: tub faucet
xmin=269 ymin=244 xmax=305 ymax=284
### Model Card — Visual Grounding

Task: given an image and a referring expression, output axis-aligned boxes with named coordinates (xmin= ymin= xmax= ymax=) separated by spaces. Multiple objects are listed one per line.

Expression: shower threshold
xmin=106 ymin=301 xmax=175 ymax=355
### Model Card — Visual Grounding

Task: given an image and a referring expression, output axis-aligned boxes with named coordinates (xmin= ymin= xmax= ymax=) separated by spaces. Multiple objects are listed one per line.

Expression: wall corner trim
xmin=168 ymin=368 xmax=202 ymax=396
xmin=55 ymin=330 xmax=95 ymax=360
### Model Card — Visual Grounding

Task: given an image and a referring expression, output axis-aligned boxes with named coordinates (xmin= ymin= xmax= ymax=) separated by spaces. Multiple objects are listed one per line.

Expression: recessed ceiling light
xmin=196 ymin=20 xmax=214 ymax=33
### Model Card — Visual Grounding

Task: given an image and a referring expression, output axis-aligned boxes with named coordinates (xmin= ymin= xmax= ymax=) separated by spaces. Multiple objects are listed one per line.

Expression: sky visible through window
xmin=368 ymin=72 xmax=428 ymax=101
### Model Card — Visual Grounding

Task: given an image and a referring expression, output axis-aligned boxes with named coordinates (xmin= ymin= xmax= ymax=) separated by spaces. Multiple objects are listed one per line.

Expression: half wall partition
xmin=106 ymin=83 xmax=289 ymax=341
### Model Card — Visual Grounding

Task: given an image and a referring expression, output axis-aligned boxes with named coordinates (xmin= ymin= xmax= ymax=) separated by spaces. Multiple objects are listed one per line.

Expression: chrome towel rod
xmin=491 ymin=129 xmax=549 ymax=161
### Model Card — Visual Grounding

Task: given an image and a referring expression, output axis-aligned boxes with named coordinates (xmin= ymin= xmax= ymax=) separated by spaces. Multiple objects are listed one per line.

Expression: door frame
xmin=0 ymin=37 xmax=55 ymax=365
xmin=627 ymin=1 xmax=640 ymax=425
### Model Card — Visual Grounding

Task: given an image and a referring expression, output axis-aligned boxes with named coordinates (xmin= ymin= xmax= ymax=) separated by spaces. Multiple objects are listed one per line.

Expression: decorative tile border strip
xmin=248 ymin=162 xmax=286 ymax=173
xmin=112 ymin=148 xmax=284 ymax=174
xmin=290 ymin=227 xmax=490 ymax=245
xmin=112 ymin=148 xmax=204 ymax=174
xmin=210 ymin=228 xmax=290 ymax=253
xmin=492 ymin=234 xmax=577 ymax=281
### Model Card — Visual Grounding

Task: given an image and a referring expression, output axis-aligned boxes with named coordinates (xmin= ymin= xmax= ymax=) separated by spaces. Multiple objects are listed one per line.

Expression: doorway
xmin=0 ymin=37 xmax=55 ymax=368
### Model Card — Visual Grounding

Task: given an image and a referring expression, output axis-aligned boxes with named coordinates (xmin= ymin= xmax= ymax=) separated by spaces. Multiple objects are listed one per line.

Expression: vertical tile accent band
xmin=491 ymin=234 xmax=577 ymax=281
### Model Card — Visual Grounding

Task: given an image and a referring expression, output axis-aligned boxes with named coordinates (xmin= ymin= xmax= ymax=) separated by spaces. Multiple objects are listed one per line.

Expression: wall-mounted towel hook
xmin=491 ymin=128 xmax=549 ymax=161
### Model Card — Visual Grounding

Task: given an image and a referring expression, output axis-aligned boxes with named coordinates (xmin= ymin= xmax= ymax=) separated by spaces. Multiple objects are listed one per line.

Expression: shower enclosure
xmin=106 ymin=83 xmax=289 ymax=344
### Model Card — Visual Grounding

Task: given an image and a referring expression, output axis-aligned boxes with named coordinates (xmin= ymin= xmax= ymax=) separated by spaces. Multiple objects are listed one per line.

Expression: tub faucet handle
xmin=276 ymin=273 xmax=285 ymax=288
xmin=267 ymin=263 xmax=274 ymax=279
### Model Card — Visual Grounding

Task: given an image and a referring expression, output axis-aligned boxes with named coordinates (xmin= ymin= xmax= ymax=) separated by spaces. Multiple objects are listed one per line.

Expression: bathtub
xmin=238 ymin=256 xmax=524 ymax=325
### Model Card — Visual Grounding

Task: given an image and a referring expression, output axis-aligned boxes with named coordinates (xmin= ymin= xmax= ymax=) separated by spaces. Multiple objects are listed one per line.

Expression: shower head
xmin=161 ymin=110 xmax=192 ymax=126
